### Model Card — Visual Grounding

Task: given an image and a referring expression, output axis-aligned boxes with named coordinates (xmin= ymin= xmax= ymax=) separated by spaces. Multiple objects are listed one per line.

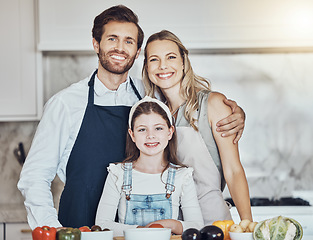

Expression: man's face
xmin=94 ymin=21 xmax=141 ymax=75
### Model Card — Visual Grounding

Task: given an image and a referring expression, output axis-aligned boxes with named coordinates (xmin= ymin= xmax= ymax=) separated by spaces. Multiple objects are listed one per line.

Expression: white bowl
xmin=124 ymin=228 xmax=171 ymax=240
xmin=229 ymin=232 xmax=253 ymax=240
xmin=81 ymin=231 xmax=113 ymax=240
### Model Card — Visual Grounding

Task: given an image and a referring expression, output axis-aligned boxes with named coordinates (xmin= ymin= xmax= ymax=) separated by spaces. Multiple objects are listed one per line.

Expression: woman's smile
xmin=146 ymin=40 xmax=184 ymax=91
xmin=156 ymin=72 xmax=174 ymax=80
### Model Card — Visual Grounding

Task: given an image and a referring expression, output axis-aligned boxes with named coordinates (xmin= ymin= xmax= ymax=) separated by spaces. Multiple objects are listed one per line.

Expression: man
xmin=18 ymin=5 xmax=245 ymax=229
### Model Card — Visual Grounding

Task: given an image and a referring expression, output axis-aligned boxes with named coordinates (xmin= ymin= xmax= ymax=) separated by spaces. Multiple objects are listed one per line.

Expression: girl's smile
xmin=144 ymin=142 xmax=159 ymax=147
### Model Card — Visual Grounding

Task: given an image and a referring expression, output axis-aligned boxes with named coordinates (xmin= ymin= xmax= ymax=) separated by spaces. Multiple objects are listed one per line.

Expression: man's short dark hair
xmin=92 ymin=5 xmax=144 ymax=50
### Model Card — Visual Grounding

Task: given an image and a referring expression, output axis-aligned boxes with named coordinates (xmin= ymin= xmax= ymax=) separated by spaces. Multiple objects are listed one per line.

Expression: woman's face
xmin=146 ymin=40 xmax=184 ymax=93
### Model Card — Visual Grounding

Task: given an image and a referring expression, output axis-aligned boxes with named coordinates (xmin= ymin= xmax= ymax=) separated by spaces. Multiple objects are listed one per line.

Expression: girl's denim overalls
xmin=122 ymin=162 xmax=177 ymax=226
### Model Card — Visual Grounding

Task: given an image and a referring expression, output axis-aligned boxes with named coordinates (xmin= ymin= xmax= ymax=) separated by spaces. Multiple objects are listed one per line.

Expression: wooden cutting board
xmin=114 ymin=235 xmax=181 ymax=240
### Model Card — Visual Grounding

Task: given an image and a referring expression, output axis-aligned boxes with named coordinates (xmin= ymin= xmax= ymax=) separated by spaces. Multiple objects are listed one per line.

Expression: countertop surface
xmin=0 ymin=204 xmax=27 ymax=223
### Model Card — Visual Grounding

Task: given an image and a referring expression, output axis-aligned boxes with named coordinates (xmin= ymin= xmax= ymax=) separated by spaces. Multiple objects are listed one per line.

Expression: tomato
xmin=182 ymin=228 xmax=201 ymax=240
xmin=200 ymin=225 xmax=224 ymax=240
xmin=90 ymin=225 xmax=102 ymax=231
xmin=79 ymin=226 xmax=91 ymax=232
xmin=149 ymin=223 xmax=164 ymax=228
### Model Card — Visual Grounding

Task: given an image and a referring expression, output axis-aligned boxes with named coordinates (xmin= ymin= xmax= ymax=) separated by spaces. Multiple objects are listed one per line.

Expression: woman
xmin=142 ymin=30 xmax=252 ymax=224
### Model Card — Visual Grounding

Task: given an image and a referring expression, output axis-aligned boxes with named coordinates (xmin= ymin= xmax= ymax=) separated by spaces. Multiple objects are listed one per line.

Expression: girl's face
xmin=146 ymin=40 xmax=184 ymax=93
xmin=128 ymin=112 xmax=174 ymax=158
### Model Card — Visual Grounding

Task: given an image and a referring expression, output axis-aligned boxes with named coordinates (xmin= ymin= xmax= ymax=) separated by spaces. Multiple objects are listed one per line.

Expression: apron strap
xmin=122 ymin=162 xmax=133 ymax=200
xmin=87 ymin=69 xmax=98 ymax=106
xmin=129 ymin=77 xmax=142 ymax=100
xmin=87 ymin=72 xmax=142 ymax=105
xmin=165 ymin=163 xmax=177 ymax=198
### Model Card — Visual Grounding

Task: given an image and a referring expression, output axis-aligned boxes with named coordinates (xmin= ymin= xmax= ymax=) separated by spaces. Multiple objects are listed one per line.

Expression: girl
xmin=142 ymin=30 xmax=253 ymax=224
xmin=95 ymin=96 xmax=204 ymax=236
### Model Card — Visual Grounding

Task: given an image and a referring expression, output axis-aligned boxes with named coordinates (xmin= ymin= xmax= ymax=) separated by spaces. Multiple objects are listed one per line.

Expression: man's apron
xmin=58 ymin=70 xmax=142 ymax=227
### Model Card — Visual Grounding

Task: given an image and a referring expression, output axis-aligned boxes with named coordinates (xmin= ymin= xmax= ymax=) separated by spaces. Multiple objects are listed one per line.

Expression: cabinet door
xmin=5 ymin=223 xmax=32 ymax=240
xmin=0 ymin=0 xmax=42 ymax=121
xmin=0 ymin=223 xmax=4 ymax=240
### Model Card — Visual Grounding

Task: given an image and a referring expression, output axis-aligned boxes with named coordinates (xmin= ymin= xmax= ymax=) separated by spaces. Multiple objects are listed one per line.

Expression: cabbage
xmin=253 ymin=216 xmax=303 ymax=240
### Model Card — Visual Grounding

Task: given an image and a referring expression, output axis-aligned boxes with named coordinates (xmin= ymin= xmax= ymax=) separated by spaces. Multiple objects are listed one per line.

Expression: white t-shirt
xmin=95 ymin=163 xmax=204 ymax=236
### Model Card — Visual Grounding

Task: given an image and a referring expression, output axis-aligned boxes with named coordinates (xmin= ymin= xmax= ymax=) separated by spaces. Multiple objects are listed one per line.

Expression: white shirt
xmin=17 ymin=70 xmax=145 ymax=229
xmin=95 ymin=164 xmax=204 ymax=237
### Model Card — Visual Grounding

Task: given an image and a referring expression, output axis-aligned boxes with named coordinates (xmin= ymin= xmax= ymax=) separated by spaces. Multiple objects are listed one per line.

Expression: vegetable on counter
xmin=149 ymin=223 xmax=164 ymax=228
xmin=229 ymin=219 xmax=258 ymax=233
xmin=212 ymin=220 xmax=234 ymax=239
xmin=90 ymin=225 xmax=102 ymax=231
xmin=57 ymin=228 xmax=81 ymax=240
xmin=89 ymin=224 xmax=110 ymax=231
xmin=181 ymin=228 xmax=201 ymax=240
xmin=78 ymin=226 xmax=91 ymax=232
xmin=32 ymin=226 xmax=57 ymax=240
xmin=200 ymin=225 xmax=224 ymax=240
xmin=253 ymin=216 xmax=303 ymax=240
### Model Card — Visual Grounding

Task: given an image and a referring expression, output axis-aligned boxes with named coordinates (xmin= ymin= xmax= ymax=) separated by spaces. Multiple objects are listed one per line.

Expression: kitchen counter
xmin=0 ymin=204 xmax=27 ymax=223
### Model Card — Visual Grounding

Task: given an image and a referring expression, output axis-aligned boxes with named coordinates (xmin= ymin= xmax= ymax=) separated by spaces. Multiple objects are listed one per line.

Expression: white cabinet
xmin=0 ymin=0 xmax=42 ymax=121
xmin=0 ymin=223 xmax=3 ymax=240
xmin=5 ymin=223 xmax=32 ymax=240
xmin=38 ymin=0 xmax=313 ymax=51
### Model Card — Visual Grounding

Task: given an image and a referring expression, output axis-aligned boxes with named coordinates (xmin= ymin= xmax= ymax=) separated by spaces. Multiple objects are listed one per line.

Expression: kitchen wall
xmin=1 ymin=51 xmax=313 ymax=208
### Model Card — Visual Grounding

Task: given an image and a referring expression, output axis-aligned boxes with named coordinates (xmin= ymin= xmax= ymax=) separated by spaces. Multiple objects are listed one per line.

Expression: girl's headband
xmin=128 ymin=96 xmax=173 ymax=127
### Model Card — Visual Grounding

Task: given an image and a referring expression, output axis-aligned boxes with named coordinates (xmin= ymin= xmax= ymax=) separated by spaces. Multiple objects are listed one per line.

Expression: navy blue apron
xmin=58 ymin=70 xmax=142 ymax=228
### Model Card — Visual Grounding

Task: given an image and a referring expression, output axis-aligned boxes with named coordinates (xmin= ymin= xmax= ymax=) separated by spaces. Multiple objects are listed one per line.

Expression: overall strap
xmin=165 ymin=163 xmax=177 ymax=198
xmin=129 ymin=77 xmax=142 ymax=100
xmin=122 ymin=162 xmax=133 ymax=200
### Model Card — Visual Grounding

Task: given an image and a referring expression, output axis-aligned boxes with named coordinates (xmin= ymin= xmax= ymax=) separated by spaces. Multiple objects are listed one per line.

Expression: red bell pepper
xmin=32 ymin=226 xmax=57 ymax=240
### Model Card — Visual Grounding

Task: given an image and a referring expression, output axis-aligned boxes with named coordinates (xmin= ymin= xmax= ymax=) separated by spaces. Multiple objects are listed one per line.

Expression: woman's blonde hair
xmin=142 ymin=30 xmax=211 ymax=130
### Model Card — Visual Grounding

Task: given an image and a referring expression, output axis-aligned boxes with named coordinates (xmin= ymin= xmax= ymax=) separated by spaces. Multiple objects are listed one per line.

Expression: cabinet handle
xmin=21 ymin=229 xmax=32 ymax=233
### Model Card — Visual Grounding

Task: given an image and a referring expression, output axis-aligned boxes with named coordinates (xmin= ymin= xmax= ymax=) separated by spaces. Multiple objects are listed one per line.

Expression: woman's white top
xmin=175 ymin=90 xmax=232 ymax=225
xmin=95 ymin=163 xmax=204 ymax=236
